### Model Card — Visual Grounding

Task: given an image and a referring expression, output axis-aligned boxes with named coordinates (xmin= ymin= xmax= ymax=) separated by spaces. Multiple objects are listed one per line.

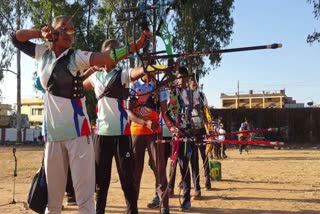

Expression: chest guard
xmin=47 ymin=50 xmax=84 ymax=99
xmin=97 ymin=67 xmax=130 ymax=100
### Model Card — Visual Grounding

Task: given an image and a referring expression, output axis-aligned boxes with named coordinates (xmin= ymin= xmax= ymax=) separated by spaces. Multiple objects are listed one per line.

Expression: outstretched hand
xmin=145 ymin=120 xmax=159 ymax=132
xmin=130 ymin=30 xmax=153 ymax=52
xmin=170 ymin=126 xmax=184 ymax=138
xmin=40 ymin=25 xmax=57 ymax=42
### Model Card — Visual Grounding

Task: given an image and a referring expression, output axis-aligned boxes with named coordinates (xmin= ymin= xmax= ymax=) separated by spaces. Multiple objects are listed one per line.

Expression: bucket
xmin=209 ymin=160 xmax=221 ymax=181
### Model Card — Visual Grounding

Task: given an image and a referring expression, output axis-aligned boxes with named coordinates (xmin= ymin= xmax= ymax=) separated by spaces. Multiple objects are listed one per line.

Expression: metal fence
xmin=211 ymin=108 xmax=320 ymax=143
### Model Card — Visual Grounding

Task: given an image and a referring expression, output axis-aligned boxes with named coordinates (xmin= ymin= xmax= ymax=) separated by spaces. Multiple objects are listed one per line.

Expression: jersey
xmin=130 ymin=80 xmax=168 ymax=135
xmin=35 ymin=45 xmax=92 ymax=142
xmin=88 ymin=67 xmax=132 ymax=136
xmin=239 ymin=122 xmax=249 ymax=138
xmin=167 ymin=88 xmax=202 ymax=129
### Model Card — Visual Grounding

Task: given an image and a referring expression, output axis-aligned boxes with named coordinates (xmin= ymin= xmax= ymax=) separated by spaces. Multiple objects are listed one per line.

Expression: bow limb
xmin=157 ymin=22 xmax=173 ymax=55
xmin=155 ymin=1 xmax=174 ymax=56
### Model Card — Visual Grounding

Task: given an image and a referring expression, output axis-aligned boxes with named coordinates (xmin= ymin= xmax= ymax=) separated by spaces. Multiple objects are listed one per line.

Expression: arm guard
xmin=110 ymin=46 xmax=129 ymax=62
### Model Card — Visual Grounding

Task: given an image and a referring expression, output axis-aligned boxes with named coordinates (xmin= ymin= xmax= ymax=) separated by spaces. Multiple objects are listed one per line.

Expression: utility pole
xmin=16 ymin=0 xmax=22 ymax=144
xmin=237 ymin=80 xmax=239 ymax=109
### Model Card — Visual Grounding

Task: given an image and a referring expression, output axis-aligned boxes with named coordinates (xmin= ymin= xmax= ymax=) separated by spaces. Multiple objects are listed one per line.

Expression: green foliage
xmin=0 ymin=0 xmax=29 ymax=98
xmin=0 ymin=1 xmax=18 ymax=76
xmin=0 ymin=1 xmax=15 ymax=39
xmin=307 ymin=0 xmax=320 ymax=43
xmin=172 ymin=0 xmax=234 ymax=78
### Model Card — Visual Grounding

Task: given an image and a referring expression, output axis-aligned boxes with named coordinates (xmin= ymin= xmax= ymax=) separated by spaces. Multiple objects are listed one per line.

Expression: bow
xmin=121 ymin=0 xmax=178 ymax=88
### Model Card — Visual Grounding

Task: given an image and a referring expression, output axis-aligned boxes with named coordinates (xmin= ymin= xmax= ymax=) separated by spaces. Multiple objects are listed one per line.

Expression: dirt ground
xmin=0 ymin=145 xmax=319 ymax=214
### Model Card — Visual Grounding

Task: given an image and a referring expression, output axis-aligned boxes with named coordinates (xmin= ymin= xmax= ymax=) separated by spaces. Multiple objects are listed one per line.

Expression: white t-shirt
xmin=35 ymin=44 xmax=92 ymax=142
xmin=89 ymin=67 xmax=131 ymax=136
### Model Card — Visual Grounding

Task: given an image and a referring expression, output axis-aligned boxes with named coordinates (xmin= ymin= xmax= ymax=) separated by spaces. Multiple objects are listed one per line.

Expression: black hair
xmin=178 ymin=66 xmax=188 ymax=76
xmin=190 ymin=73 xmax=199 ymax=82
xmin=52 ymin=15 xmax=72 ymax=27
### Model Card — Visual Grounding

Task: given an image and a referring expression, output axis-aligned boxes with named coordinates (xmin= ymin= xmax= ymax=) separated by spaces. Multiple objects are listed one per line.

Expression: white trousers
xmin=44 ymin=136 xmax=95 ymax=214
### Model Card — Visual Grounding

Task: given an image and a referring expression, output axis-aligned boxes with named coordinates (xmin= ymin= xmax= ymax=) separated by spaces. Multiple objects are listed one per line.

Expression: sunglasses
xmin=54 ymin=28 xmax=75 ymax=36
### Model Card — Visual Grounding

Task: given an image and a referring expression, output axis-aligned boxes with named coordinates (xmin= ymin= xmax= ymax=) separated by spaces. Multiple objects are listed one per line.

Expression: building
xmin=0 ymin=103 xmax=12 ymax=127
xmin=0 ymin=103 xmax=30 ymax=128
xmin=220 ymin=89 xmax=302 ymax=109
xmin=21 ymin=97 xmax=44 ymax=128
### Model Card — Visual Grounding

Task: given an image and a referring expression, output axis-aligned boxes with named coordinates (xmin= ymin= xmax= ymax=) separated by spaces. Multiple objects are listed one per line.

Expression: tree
xmin=0 ymin=0 xmax=29 ymax=143
xmin=172 ymin=0 xmax=234 ymax=77
xmin=307 ymin=0 xmax=320 ymax=43
xmin=0 ymin=1 xmax=15 ymax=82
xmin=0 ymin=0 xmax=29 ymax=88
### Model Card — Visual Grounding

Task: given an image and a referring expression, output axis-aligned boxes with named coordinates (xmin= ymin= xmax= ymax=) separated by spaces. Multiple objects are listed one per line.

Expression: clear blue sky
xmin=1 ymin=0 xmax=319 ymax=108
xmin=201 ymin=0 xmax=320 ymax=107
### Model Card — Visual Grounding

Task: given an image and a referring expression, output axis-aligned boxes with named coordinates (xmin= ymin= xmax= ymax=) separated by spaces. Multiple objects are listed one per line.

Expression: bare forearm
xmin=162 ymin=112 xmax=174 ymax=129
xmin=130 ymin=67 xmax=145 ymax=82
xmin=89 ymin=31 xmax=149 ymax=67
xmin=89 ymin=51 xmax=116 ymax=67
xmin=128 ymin=39 xmax=144 ymax=53
xmin=16 ymin=29 xmax=41 ymax=42
xmin=127 ymin=111 xmax=146 ymax=126
xmin=160 ymin=102 xmax=175 ymax=130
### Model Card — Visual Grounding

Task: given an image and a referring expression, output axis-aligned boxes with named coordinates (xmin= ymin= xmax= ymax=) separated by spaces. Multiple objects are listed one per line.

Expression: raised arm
xmin=89 ymin=31 xmax=151 ymax=67
xmin=160 ymin=99 xmax=184 ymax=137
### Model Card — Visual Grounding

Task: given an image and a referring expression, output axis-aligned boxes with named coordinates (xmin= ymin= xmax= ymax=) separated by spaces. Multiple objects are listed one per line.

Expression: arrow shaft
xmin=141 ymin=43 xmax=282 ymax=60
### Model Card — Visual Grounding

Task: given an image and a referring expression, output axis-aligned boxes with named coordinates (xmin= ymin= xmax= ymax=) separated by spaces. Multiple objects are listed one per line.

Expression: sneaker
xmin=205 ymin=180 xmax=212 ymax=190
xmin=168 ymin=188 xmax=174 ymax=198
xmin=193 ymin=190 xmax=201 ymax=200
xmin=161 ymin=208 xmax=170 ymax=214
xmin=66 ymin=195 xmax=76 ymax=206
xmin=147 ymin=196 xmax=160 ymax=209
xmin=180 ymin=201 xmax=191 ymax=211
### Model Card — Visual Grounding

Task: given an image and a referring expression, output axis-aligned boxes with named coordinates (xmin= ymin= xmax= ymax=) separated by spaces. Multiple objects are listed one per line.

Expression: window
xmin=31 ymin=109 xmax=37 ymax=115
xmin=31 ymin=108 xmax=43 ymax=116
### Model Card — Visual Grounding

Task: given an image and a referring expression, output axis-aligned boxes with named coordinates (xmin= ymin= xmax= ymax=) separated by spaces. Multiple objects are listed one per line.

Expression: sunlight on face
xmin=53 ymin=17 xmax=75 ymax=48
xmin=189 ymin=79 xmax=198 ymax=90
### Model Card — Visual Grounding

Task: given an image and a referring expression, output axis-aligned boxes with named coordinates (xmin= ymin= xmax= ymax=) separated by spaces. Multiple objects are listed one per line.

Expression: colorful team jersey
xmin=167 ymin=88 xmax=202 ymax=129
xmin=35 ymin=44 xmax=92 ymax=142
xmin=89 ymin=67 xmax=131 ymax=136
xmin=161 ymin=117 xmax=172 ymax=137
xmin=130 ymin=80 xmax=168 ymax=135
xmin=239 ymin=122 xmax=249 ymax=138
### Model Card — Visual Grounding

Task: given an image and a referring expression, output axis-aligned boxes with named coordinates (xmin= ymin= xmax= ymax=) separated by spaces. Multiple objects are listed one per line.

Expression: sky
xmin=1 ymin=0 xmax=319 ymax=108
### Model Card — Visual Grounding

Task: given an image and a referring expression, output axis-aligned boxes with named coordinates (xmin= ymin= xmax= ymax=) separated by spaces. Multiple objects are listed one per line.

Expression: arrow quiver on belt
xmin=204 ymin=106 xmax=214 ymax=157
